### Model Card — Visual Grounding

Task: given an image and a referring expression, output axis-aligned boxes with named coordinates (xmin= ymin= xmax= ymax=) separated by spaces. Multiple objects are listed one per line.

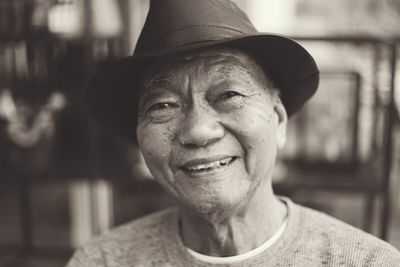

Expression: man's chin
xmin=179 ymin=193 xmax=247 ymax=218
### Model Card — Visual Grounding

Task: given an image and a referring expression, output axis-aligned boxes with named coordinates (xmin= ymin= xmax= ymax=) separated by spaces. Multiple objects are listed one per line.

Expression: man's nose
xmin=177 ymin=105 xmax=224 ymax=147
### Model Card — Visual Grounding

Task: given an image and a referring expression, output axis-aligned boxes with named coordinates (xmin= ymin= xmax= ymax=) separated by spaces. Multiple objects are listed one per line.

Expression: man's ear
xmin=273 ymin=98 xmax=287 ymax=149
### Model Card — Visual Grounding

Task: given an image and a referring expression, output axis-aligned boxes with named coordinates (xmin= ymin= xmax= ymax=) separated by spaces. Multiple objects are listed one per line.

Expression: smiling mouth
xmin=181 ymin=157 xmax=237 ymax=173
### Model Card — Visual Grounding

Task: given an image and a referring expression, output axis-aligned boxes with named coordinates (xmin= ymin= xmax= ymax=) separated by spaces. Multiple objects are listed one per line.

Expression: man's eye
xmin=147 ymin=102 xmax=178 ymax=112
xmin=217 ymin=91 xmax=244 ymax=101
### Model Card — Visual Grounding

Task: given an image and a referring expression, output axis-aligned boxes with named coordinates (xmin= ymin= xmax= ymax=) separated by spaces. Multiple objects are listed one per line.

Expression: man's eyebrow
xmin=210 ymin=58 xmax=276 ymax=89
xmin=138 ymin=82 xmax=177 ymax=108
xmin=141 ymin=77 xmax=175 ymax=89
xmin=209 ymin=62 xmax=253 ymax=81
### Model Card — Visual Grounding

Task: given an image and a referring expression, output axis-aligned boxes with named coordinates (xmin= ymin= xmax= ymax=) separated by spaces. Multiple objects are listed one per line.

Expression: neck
xmin=178 ymin=184 xmax=287 ymax=256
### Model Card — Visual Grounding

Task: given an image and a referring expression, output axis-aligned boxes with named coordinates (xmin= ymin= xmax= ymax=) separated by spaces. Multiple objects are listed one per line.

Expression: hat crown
xmin=134 ymin=0 xmax=258 ymax=56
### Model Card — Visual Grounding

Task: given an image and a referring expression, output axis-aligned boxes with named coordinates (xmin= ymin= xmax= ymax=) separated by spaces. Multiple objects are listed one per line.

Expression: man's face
xmin=136 ymin=48 xmax=287 ymax=214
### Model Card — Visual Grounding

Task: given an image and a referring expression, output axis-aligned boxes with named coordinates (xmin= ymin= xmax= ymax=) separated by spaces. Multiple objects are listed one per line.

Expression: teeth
xmin=186 ymin=157 xmax=234 ymax=172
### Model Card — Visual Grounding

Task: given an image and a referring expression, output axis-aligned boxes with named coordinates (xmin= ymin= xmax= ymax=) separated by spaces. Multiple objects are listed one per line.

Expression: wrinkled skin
xmin=136 ymin=48 xmax=287 ymax=255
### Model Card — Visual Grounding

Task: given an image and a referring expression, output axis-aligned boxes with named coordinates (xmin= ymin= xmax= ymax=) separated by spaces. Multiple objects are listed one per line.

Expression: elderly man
xmin=67 ymin=0 xmax=400 ymax=266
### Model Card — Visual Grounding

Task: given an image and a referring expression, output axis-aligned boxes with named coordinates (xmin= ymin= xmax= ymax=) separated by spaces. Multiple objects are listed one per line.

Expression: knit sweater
xmin=66 ymin=198 xmax=400 ymax=266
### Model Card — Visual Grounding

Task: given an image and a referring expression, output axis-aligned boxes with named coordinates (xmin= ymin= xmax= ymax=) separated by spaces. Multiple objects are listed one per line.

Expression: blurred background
xmin=0 ymin=0 xmax=399 ymax=266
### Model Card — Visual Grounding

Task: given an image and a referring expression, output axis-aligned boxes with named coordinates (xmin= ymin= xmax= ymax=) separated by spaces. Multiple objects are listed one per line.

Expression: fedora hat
xmin=86 ymin=0 xmax=319 ymax=140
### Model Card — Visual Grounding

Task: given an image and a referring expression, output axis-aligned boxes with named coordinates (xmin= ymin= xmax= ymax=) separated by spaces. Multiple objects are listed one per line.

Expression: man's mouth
xmin=181 ymin=156 xmax=237 ymax=173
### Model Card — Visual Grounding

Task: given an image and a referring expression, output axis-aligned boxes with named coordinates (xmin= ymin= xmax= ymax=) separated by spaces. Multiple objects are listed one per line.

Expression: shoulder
xmin=294 ymin=203 xmax=400 ymax=266
xmin=66 ymin=207 xmax=177 ymax=267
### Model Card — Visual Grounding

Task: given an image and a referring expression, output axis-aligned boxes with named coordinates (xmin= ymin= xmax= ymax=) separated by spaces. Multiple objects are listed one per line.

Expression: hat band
xmin=135 ymin=25 xmax=257 ymax=55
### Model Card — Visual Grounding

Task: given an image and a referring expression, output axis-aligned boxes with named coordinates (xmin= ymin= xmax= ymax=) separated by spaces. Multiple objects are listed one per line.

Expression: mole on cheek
xmin=162 ymin=131 xmax=174 ymax=143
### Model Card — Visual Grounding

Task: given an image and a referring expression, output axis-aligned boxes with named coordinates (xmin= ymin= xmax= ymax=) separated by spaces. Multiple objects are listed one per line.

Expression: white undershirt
xmin=186 ymin=217 xmax=288 ymax=264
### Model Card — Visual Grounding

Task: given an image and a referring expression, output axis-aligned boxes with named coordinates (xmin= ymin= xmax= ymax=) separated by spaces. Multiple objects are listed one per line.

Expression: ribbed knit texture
xmin=66 ymin=198 xmax=400 ymax=266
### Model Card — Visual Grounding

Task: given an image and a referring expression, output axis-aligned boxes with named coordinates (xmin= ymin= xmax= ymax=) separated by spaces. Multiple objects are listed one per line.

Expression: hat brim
xmin=86 ymin=34 xmax=319 ymax=140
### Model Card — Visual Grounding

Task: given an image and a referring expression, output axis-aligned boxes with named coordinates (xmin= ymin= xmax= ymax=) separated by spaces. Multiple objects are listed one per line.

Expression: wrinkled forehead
xmin=140 ymin=47 xmax=268 ymax=89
